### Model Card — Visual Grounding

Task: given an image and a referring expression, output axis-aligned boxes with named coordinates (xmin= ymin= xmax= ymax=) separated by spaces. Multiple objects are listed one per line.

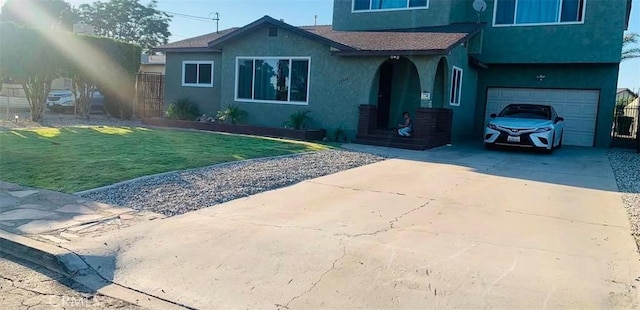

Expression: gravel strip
xmin=79 ymin=150 xmax=386 ymax=216
xmin=608 ymin=149 xmax=640 ymax=243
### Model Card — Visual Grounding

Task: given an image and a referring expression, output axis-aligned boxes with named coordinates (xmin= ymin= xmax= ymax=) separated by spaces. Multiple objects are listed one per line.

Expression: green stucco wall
xmin=332 ymin=0 xmax=452 ymax=31
xmin=474 ymin=64 xmax=620 ymax=147
xmin=449 ymin=0 xmax=476 ymax=23
xmin=214 ymin=25 xmax=477 ymax=141
xmin=218 ymin=25 xmax=390 ymax=139
xmin=332 ymin=0 xmax=627 ymax=63
xmin=476 ymin=0 xmax=627 ymax=64
xmin=445 ymin=45 xmax=479 ymax=142
xmin=164 ymin=52 xmax=222 ymax=116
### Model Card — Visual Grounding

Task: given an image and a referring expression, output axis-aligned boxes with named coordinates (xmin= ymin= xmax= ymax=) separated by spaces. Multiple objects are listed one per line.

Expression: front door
xmin=377 ymin=61 xmax=393 ymax=128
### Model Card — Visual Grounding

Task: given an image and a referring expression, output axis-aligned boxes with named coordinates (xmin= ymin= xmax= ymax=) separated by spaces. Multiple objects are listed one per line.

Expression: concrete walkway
xmin=49 ymin=145 xmax=639 ymax=309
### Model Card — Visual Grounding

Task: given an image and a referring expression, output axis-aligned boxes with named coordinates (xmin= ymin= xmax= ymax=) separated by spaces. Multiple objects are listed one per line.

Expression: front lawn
xmin=0 ymin=126 xmax=330 ymax=193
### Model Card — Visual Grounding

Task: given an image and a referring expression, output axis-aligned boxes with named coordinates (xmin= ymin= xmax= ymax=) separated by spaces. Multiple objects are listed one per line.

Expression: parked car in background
xmin=46 ymin=89 xmax=104 ymax=114
xmin=484 ymin=104 xmax=564 ymax=153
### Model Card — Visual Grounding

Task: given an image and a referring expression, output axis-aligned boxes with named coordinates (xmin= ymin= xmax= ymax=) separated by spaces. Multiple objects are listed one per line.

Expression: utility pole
xmin=210 ymin=12 xmax=220 ymax=33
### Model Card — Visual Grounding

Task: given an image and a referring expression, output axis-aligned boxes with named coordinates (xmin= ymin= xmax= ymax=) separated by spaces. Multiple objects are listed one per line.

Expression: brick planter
xmin=141 ymin=118 xmax=326 ymax=141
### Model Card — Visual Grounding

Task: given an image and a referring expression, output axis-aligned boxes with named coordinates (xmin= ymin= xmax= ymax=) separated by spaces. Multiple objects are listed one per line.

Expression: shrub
xmin=216 ymin=104 xmax=247 ymax=124
xmin=287 ymin=110 xmax=312 ymax=130
xmin=333 ymin=126 xmax=346 ymax=142
xmin=165 ymin=98 xmax=200 ymax=120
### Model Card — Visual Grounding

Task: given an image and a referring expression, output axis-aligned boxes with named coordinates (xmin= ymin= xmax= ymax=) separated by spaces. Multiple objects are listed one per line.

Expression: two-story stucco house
xmin=155 ymin=0 xmax=633 ymax=149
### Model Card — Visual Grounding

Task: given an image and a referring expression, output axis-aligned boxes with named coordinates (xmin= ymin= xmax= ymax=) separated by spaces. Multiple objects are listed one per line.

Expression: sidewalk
xmin=0 ymin=181 xmax=162 ymax=243
xmin=0 ymin=181 xmax=180 ymax=309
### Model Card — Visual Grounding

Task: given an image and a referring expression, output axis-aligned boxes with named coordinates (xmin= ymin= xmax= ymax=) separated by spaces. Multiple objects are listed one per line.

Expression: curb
xmin=0 ymin=229 xmax=86 ymax=276
xmin=0 ymin=229 xmax=190 ymax=310
xmin=74 ymin=151 xmax=321 ymax=196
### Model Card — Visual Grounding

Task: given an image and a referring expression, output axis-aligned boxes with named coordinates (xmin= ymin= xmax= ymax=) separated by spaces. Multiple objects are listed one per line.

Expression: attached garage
xmin=484 ymin=88 xmax=600 ymax=147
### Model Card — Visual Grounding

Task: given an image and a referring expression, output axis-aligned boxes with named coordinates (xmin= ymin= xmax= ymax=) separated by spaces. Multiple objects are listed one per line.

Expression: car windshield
xmin=498 ymin=105 xmax=551 ymax=120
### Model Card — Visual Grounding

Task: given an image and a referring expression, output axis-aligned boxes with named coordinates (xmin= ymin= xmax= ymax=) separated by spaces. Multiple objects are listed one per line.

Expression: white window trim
xmin=234 ymin=56 xmax=311 ymax=106
xmin=182 ymin=61 xmax=214 ymax=87
xmin=351 ymin=0 xmax=429 ymax=13
xmin=449 ymin=66 xmax=463 ymax=107
xmin=492 ymin=0 xmax=586 ymax=27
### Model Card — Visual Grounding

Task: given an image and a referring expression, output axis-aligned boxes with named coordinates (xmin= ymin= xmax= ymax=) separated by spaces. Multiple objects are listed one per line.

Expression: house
xmin=617 ymin=88 xmax=638 ymax=106
xmin=155 ymin=0 xmax=633 ymax=148
xmin=140 ymin=54 xmax=166 ymax=74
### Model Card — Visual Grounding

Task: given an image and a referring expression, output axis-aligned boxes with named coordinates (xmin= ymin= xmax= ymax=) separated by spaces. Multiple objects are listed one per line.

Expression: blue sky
xmin=4 ymin=0 xmax=639 ymax=89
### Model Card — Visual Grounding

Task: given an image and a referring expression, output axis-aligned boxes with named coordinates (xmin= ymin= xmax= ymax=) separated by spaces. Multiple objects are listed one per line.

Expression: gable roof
xmin=155 ymin=27 xmax=238 ymax=52
xmin=207 ymin=16 xmax=356 ymax=51
xmin=617 ymin=88 xmax=638 ymax=97
xmin=155 ymin=15 xmax=484 ymax=56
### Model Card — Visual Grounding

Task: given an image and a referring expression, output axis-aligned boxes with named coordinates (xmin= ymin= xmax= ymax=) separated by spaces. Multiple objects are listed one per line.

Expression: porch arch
xmin=369 ymin=57 xmax=421 ymax=129
xmin=432 ymin=57 xmax=449 ymax=109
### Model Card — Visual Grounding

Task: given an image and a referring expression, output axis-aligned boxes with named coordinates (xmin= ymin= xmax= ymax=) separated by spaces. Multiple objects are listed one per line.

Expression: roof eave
xmin=153 ymin=47 xmax=222 ymax=53
xmin=332 ymin=49 xmax=449 ymax=57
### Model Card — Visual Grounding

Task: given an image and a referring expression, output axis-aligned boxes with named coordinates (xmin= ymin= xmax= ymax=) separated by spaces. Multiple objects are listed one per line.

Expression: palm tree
xmin=622 ymin=32 xmax=640 ymax=61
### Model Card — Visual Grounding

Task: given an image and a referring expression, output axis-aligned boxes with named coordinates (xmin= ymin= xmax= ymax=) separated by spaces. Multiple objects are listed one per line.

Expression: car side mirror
xmin=490 ymin=113 xmax=497 ymax=118
xmin=555 ymin=117 xmax=564 ymax=123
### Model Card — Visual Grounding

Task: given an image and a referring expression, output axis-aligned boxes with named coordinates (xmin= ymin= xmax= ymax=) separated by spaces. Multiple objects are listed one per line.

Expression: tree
xmin=0 ymin=23 xmax=63 ymax=121
xmin=0 ymin=0 xmax=76 ymax=30
xmin=0 ymin=22 xmax=141 ymax=122
xmin=57 ymin=33 xmax=141 ymax=120
xmin=622 ymin=32 xmax=640 ymax=61
xmin=77 ymin=0 xmax=171 ymax=54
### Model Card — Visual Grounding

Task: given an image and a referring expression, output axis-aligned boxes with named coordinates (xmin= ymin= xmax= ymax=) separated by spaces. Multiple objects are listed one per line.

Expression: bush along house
xmin=155 ymin=0 xmax=632 ymax=149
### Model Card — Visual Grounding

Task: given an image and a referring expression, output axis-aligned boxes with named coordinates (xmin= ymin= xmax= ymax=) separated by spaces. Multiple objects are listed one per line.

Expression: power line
xmin=158 ymin=10 xmax=214 ymax=22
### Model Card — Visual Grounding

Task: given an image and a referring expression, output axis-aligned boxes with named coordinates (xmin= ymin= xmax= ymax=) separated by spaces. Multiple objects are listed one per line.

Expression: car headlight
xmin=487 ymin=123 xmax=498 ymax=130
xmin=534 ymin=126 xmax=553 ymax=133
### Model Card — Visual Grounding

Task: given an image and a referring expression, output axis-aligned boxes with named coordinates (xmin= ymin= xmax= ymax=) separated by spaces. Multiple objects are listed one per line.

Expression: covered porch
xmin=354 ymin=56 xmax=454 ymax=150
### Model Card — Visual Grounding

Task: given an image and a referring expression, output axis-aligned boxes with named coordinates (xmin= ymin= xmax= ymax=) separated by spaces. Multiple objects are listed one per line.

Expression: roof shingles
xmin=302 ymin=25 xmax=468 ymax=52
xmin=157 ymin=28 xmax=238 ymax=50
xmin=155 ymin=17 xmax=482 ymax=55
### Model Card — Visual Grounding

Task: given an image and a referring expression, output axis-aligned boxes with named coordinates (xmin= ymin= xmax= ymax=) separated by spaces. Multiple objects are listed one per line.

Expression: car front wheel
xmin=544 ymin=133 xmax=556 ymax=154
xmin=557 ymin=131 xmax=563 ymax=149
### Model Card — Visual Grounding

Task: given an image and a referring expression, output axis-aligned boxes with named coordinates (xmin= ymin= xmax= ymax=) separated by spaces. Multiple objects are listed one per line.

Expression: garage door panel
xmin=563 ymin=132 xmax=594 ymax=147
xmin=530 ymin=90 xmax=549 ymax=100
xmin=563 ymin=119 xmax=595 ymax=133
xmin=486 ymin=88 xmax=599 ymax=147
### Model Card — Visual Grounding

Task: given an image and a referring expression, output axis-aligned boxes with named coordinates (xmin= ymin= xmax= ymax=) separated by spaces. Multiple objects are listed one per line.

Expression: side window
xmin=449 ymin=66 xmax=463 ymax=106
xmin=182 ymin=61 xmax=214 ymax=87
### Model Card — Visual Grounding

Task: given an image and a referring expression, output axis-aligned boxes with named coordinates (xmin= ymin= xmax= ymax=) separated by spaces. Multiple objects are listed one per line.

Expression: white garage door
xmin=485 ymin=88 xmax=600 ymax=147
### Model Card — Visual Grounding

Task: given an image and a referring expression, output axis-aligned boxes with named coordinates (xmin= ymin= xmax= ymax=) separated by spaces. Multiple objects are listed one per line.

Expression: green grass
xmin=0 ymin=126 xmax=331 ymax=193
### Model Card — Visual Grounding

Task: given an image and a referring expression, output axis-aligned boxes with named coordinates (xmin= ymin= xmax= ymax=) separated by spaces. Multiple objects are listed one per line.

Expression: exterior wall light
xmin=390 ymin=56 xmax=400 ymax=60
xmin=536 ymin=74 xmax=546 ymax=82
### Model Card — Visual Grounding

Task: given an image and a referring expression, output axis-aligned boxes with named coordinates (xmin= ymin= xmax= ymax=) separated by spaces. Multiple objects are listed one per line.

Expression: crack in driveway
xmin=280 ymin=243 xmax=348 ymax=309
xmin=305 ymin=180 xmax=433 ymax=200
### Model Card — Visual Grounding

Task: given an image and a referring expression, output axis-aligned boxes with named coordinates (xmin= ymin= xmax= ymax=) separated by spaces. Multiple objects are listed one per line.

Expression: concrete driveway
xmin=66 ymin=144 xmax=639 ymax=309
